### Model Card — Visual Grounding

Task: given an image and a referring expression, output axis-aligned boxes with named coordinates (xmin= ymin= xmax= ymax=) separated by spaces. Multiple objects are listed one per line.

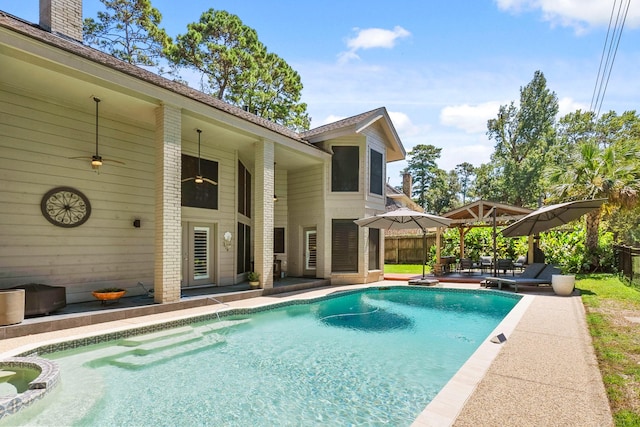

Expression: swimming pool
xmin=2 ymin=287 xmax=520 ymax=426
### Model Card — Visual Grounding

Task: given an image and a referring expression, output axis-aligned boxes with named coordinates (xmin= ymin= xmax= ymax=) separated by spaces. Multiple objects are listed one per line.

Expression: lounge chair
xmin=484 ymin=263 xmax=561 ymax=293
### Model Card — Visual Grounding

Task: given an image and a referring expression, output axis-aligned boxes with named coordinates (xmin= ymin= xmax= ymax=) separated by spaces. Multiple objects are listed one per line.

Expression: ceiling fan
xmin=70 ymin=97 xmax=125 ymax=171
xmin=182 ymin=129 xmax=218 ymax=186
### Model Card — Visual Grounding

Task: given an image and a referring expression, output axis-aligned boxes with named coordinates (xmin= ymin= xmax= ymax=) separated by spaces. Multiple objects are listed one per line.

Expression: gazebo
xmin=433 ymin=200 xmax=534 ymax=273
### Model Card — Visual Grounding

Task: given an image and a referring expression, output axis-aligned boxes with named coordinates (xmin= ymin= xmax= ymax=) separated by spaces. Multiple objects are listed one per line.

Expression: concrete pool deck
xmin=0 ymin=281 xmax=613 ymax=426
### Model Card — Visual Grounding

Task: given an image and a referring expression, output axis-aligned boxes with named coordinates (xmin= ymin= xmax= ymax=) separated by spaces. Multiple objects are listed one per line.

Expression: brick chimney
xmin=39 ymin=0 xmax=83 ymax=42
xmin=402 ymin=173 xmax=412 ymax=198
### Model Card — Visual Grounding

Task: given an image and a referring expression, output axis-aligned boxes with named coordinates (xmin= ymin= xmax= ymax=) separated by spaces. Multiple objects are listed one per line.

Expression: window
xmin=369 ymin=149 xmax=383 ymax=195
xmin=181 ymin=154 xmax=218 ymax=209
xmin=331 ymin=146 xmax=359 ymax=192
xmin=368 ymin=228 xmax=380 ymax=270
xmin=274 ymin=227 xmax=285 ymax=254
xmin=236 ymin=222 xmax=251 ymax=274
xmin=238 ymin=160 xmax=251 ymax=217
xmin=331 ymin=219 xmax=358 ymax=272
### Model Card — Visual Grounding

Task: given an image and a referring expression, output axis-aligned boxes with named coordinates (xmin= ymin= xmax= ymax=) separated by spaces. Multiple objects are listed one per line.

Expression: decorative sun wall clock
xmin=40 ymin=186 xmax=91 ymax=227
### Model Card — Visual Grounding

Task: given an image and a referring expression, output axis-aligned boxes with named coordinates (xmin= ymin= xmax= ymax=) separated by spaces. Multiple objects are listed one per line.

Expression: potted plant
xmin=551 ymin=267 xmax=575 ymax=296
xmin=92 ymin=287 xmax=126 ymax=303
xmin=247 ymin=272 xmax=260 ymax=289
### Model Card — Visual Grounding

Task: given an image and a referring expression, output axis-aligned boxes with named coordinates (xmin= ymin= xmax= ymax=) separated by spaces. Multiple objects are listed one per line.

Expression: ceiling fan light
xmin=195 ymin=176 xmax=204 ymax=184
xmin=91 ymin=156 xmax=103 ymax=169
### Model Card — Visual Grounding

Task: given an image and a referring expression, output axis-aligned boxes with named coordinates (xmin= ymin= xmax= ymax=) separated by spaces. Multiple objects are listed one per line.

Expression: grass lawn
xmin=578 ymin=274 xmax=640 ymax=426
xmin=383 ymin=264 xmax=430 ymax=274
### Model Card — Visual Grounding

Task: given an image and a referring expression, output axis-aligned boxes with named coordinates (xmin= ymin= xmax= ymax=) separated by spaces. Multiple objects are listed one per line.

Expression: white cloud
xmin=388 ymin=111 xmax=422 ymax=136
xmin=557 ymin=96 xmax=589 ymax=116
xmin=339 ymin=26 xmax=410 ymax=63
xmin=495 ymin=0 xmax=640 ymax=33
xmin=439 ymin=102 xmax=503 ymax=133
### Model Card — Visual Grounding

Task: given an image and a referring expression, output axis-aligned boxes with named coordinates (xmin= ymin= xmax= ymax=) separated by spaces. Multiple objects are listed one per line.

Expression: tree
xmin=83 ymin=0 xmax=170 ymax=68
xmin=487 ymin=70 xmax=558 ymax=207
xmin=547 ymin=110 xmax=640 ymax=266
xmin=226 ymin=51 xmax=310 ymax=131
xmin=455 ymin=162 xmax=475 ymax=204
xmin=402 ymin=144 xmax=441 ymax=209
xmin=424 ymin=169 xmax=460 ymax=214
xmin=167 ymin=9 xmax=310 ymax=131
xmin=472 ymin=162 xmax=503 ymax=202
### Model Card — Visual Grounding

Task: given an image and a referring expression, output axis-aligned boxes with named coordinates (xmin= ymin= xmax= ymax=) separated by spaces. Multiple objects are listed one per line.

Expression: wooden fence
xmin=614 ymin=244 xmax=640 ymax=286
xmin=385 ymin=235 xmax=436 ymax=264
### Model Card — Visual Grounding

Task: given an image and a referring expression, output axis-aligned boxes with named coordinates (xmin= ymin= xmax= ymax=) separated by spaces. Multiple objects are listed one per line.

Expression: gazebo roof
xmin=442 ymin=200 xmax=533 ymax=227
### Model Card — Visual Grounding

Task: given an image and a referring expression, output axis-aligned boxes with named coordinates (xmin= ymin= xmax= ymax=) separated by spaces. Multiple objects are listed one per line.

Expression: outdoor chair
xmin=479 ymin=256 xmax=493 ymax=272
xmin=458 ymin=258 xmax=476 ymax=274
xmin=496 ymin=258 xmax=514 ymax=276
xmin=513 ymin=255 xmax=526 ymax=272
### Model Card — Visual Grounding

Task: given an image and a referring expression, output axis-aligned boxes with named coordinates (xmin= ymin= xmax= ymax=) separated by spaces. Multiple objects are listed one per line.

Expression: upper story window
xmin=331 ymin=146 xmax=359 ymax=192
xmin=238 ymin=160 xmax=251 ymax=217
xmin=181 ymin=154 xmax=218 ymax=209
xmin=369 ymin=149 xmax=383 ymax=195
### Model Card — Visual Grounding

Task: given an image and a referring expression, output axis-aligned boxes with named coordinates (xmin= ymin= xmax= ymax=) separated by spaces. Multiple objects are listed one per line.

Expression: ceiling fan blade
xmin=181 ymin=177 xmax=195 ymax=183
xmin=102 ymin=158 xmax=126 ymax=165
xmin=202 ymin=177 xmax=218 ymax=185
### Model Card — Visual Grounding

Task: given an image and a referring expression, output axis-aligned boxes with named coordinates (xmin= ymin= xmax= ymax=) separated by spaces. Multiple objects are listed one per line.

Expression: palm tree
xmin=548 ymin=138 xmax=640 ymax=265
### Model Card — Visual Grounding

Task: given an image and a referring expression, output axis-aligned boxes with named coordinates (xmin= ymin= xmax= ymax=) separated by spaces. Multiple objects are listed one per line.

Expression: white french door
xmin=303 ymin=227 xmax=317 ymax=277
xmin=182 ymin=222 xmax=215 ymax=287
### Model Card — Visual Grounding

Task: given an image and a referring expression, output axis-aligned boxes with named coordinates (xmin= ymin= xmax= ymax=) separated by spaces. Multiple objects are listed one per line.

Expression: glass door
xmin=303 ymin=227 xmax=317 ymax=277
xmin=182 ymin=222 xmax=215 ymax=287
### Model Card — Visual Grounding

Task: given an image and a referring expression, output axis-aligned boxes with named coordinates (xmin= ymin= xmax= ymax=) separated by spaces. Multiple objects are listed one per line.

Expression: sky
xmin=2 ymin=0 xmax=639 ymax=187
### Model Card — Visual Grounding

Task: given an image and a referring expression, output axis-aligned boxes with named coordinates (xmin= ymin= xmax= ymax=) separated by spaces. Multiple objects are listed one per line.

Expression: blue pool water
xmin=4 ymin=287 xmax=519 ymax=426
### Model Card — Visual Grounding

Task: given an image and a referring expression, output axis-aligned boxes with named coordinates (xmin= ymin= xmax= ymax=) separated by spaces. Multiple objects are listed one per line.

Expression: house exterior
xmin=0 ymin=0 xmax=405 ymax=304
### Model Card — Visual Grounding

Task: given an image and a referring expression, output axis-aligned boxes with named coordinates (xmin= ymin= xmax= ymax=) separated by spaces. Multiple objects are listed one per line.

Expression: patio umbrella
xmin=354 ymin=207 xmax=452 ymax=278
xmin=501 ymin=199 xmax=606 ymax=238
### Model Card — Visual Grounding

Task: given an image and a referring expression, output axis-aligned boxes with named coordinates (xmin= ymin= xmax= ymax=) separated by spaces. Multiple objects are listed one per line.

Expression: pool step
xmin=110 ymin=332 xmax=226 ymax=369
xmin=118 ymin=326 xmax=194 ymax=347
xmin=117 ymin=319 xmax=250 ymax=348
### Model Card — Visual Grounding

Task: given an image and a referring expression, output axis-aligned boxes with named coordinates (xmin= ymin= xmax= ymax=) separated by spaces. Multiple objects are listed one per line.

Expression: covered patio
xmin=433 ymin=200 xmax=534 ymax=276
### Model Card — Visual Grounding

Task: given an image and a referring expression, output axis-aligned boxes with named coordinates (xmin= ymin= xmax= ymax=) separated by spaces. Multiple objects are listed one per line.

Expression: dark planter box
xmin=11 ymin=284 xmax=66 ymax=316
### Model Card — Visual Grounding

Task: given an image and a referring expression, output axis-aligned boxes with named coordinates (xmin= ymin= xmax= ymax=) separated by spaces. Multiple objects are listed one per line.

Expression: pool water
xmin=4 ymin=288 xmax=519 ymax=426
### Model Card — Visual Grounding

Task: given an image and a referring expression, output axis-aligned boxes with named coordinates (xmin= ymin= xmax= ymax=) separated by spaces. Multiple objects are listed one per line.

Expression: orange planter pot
xmin=92 ymin=290 xmax=126 ymax=301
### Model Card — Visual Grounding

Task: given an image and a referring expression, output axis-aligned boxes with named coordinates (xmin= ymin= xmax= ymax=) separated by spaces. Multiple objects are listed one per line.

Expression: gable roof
xmin=301 ymin=107 xmax=406 ymax=162
xmin=442 ymin=200 xmax=533 ymax=227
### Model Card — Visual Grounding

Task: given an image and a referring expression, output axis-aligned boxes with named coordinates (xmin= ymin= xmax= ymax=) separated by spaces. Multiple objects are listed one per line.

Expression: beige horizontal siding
xmin=0 ymin=86 xmax=156 ymax=302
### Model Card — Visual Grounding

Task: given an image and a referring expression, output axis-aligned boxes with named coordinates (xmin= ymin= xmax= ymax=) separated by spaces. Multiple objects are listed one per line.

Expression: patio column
xmin=254 ymin=139 xmax=275 ymax=289
xmin=153 ymin=103 xmax=182 ymax=303
xmin=434 ymin=227 xmax=442 ymax=275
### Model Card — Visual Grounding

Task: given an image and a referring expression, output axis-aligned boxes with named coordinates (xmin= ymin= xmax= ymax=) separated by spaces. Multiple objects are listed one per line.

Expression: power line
xmin=590 ymin=0 xmax=631 ymax=116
